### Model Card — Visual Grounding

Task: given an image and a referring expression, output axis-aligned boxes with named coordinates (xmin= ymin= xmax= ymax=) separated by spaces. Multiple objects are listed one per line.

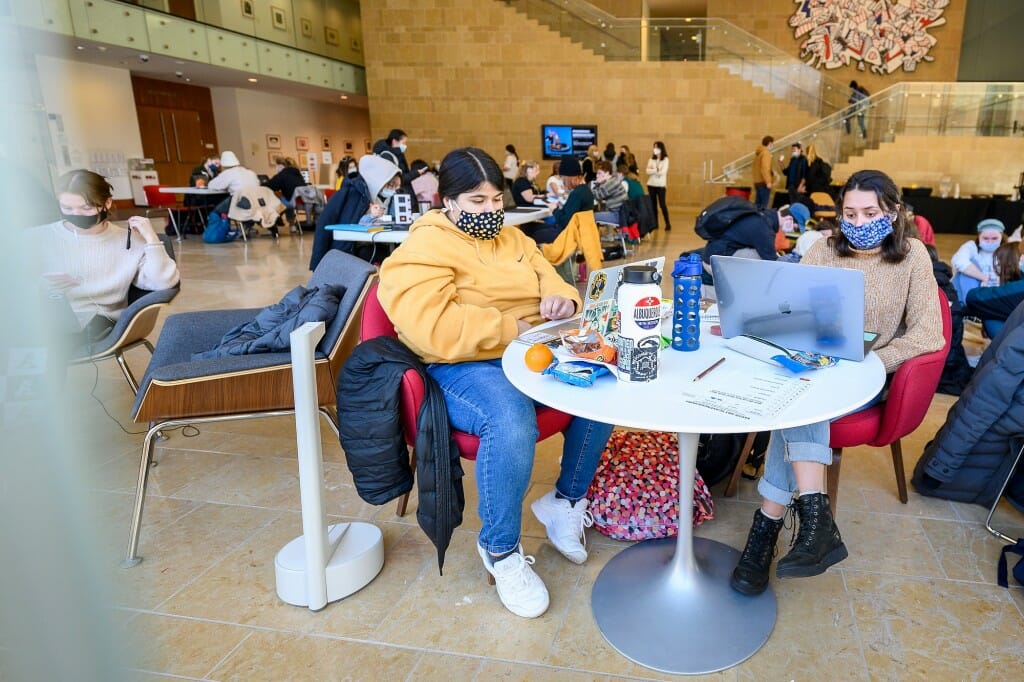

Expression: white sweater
xmin=646 ymin=157 xmax=669 ymax=187
xmin=208 ymin=166 xmax=260 ymax=194
xmin=33 ymin=221 xmax=180 ymax=328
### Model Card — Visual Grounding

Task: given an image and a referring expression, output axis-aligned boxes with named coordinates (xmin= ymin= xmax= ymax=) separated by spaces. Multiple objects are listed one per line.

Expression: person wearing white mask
xmin=372 ymin=129 xmax=411 ymax=177
xmin=950 ymin=218 xmax=1006 ymax=305
xmin=646 ymin=140 xmax=670 ymax=230
xmin=357 ymin=154 xmax=405 ymax=226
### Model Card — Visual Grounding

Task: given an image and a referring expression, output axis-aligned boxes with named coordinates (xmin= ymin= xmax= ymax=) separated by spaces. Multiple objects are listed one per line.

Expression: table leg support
xmin=590 ymin=431 xmax=777 ymax=674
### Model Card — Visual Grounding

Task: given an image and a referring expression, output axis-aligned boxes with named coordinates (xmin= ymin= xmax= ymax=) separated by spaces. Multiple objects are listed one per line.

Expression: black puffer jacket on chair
xmin=912 ymin=300 xmax=1024 ymax=509
xmin=337 ymin=336 xmax=464 ymax=572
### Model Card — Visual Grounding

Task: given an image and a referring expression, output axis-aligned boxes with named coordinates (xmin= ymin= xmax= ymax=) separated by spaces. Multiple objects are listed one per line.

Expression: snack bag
xmin=559 ymin=330 xmax=617 ymax=364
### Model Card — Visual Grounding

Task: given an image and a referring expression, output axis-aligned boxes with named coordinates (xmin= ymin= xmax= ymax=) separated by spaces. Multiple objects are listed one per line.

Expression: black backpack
xmin=695 ymin=196 xmax=760 ymax=240
xmin=696 ymin=432 xmax=770 ymax=486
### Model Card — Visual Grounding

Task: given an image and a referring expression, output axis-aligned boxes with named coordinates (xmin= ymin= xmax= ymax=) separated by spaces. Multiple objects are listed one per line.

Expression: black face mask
xmin=347 ymin=168 xmax=359 ymax=179
xmin=61 ymin=209 xmax=107 ymax=229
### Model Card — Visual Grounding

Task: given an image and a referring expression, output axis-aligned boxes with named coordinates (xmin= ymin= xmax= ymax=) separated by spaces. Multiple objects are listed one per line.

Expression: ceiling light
xmin=97 ymin=45 xmax=107 ymax=52
xmin=247 ymin=77 xmax=258 ymax=83
xmin=340 ymin=95 xmax=348 ymax=100
xmin=76 ymin=45 xmax=85 ymax=50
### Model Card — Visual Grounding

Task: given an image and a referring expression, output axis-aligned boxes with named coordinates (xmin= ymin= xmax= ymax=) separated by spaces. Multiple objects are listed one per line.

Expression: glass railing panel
xmin=710 ymin=83 xmax=1024 ymax=188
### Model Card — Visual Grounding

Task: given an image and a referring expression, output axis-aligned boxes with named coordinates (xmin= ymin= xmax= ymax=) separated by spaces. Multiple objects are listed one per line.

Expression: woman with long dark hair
xmin=646 ymin=140 xmax=670 ymax=230
xmin=378 ymin=148 xmax=614 ymax=619
xmin=730 ymin=169 xmax=944 ymax=597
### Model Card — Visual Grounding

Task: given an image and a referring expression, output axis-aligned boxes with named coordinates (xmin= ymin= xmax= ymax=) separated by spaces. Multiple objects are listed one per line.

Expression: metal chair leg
xmin=985 ymin=442 xmax=1024 ymax=544
xmin=167 ymin=209 xmax=182 ymax=242
xmin=114 ymin=350 xmax=141 ymax=395
xmin=121 ymin=421 xmax=163 ymax=567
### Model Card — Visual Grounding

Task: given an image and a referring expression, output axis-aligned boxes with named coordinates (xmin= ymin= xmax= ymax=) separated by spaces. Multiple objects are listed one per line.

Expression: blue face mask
xmin=978 ymin=240 xmax=999 ymax=253
xmin=840 ymin=214 xmax=894 ymax=250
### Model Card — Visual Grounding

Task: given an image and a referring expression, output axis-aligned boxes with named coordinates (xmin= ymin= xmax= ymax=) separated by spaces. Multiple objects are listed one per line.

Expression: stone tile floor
xmin=71 ymin=221 xmax=1023 ymax=680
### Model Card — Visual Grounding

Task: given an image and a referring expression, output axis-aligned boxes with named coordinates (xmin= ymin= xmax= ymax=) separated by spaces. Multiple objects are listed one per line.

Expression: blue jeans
xmin=427 ymin=359 xmax=614 ymax=555
xmin=754 ymin=184 xmax=771 ymax=210
xmin=757 ymin=391 xmax=884 ymax=507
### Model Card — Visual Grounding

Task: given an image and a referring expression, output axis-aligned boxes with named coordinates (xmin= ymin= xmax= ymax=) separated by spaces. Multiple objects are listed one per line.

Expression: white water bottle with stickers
xmin=616 ymin=265 xmax=662 ymax=382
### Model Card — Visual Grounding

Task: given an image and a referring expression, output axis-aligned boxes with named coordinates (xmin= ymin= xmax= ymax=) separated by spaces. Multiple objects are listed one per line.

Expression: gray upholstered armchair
xmin=121 ymin=250 xmax=377 ymax=567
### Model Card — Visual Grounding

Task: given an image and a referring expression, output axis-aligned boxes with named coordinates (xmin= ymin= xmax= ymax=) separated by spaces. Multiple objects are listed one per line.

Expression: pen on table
xmin=693 ymin=357 xmax=726 ymax=382
xmin=126 ymin=226 xmax=132 ymax=250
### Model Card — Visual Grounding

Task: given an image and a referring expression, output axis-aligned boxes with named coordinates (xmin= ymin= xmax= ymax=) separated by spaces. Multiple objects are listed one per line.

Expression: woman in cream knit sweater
xmin=730 ymin=169 xmax=945 ymax=598
xmin=34 ymin=170 xmax=180 ymax=341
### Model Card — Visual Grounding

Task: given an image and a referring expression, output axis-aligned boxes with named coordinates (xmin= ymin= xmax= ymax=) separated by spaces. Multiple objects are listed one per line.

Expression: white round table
xmin=502 ymin=321 xmax=885 ymax=675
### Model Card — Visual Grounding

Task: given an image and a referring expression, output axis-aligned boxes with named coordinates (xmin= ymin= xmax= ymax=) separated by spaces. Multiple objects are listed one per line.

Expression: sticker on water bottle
xmin=632 ymin=296 xmax=661 ymax=331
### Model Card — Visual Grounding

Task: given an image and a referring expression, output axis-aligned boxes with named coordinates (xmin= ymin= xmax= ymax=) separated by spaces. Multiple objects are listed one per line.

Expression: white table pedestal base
xmin=590 ymin=432 xmax=776 ymax=674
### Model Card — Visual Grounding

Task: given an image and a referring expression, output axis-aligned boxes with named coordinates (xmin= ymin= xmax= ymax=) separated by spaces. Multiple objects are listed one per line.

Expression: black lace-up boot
xmin=730 ymin=509 xmax=784 ymax=595
xmin=776 ymin=492 xmax=848 ymax=579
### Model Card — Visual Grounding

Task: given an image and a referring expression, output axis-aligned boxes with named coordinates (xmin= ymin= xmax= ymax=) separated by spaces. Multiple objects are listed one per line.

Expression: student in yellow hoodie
xmin=378 ymin=148 xmax=614 ymax=619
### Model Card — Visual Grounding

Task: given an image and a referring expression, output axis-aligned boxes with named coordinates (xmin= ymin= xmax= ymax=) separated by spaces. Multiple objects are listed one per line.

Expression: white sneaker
xmin=531 ymin=490 xmax=593 ymax=564
xmin=477 ymin=544 xmax=549 ymax=618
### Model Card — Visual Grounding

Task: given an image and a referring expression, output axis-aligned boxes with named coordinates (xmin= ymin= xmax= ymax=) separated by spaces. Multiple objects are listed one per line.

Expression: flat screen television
xmin=541 ymin=124 xmax=597 ymax=161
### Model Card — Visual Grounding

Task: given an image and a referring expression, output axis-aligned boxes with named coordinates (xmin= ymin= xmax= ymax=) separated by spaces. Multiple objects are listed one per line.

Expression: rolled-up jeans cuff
xmin=757 ymin=477 xmax=794 ymax=508
xmin=786 ymin=441 xmax=833 ymax=465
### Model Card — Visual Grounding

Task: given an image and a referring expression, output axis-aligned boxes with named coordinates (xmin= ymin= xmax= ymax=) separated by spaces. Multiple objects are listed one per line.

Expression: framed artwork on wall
xmin=321 ymin=136 xmax=332 ymax=151
xmin=270 ymin=6 xmax=287 ymax=31
xmin=344 ymin=140 xmax=354 ymax=153
xmin=325 ymin=27 xmax=340 ymax=46
xmin=364 ymin=139 xmax=372 ymax=154
xmin=295 ymin=136 xmax=309 ymax=152
xmin=268 ymin=152 xmax=278 ymax=167
xmin=266 ymin=133 xmax=281 ymax=150
xmin=241 ymin=0 xmax=254 ymax=19
xmin=300 ymin=18 xmax=313 ymax=39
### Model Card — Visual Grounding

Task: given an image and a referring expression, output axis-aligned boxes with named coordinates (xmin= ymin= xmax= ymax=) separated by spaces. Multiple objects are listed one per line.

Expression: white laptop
xmin=517 ymin=256 xmax=666 ymax=345
xmin=710 ymin=255 xmax=872 ymax=361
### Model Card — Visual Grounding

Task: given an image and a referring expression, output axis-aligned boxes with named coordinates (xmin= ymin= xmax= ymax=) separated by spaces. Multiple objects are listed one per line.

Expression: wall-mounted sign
xmin=789 ymin=0 xmax=948 ymax=74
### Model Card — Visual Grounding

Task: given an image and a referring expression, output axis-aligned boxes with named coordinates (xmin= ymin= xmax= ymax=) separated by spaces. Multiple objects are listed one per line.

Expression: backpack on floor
xmin=203 ymin=212 xmax=238 ymax=243
xmin=696 ymin=432 xmax=771 ymax=486
xmin=585 ymin=430 xmax=714 ymax=541
xmin=998 ymin=538 xmax=1024 ymax=588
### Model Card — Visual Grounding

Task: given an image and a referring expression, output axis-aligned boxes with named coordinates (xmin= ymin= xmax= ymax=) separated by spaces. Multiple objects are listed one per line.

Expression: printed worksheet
xmin=681 ymin=369 xmax=811 ymax=420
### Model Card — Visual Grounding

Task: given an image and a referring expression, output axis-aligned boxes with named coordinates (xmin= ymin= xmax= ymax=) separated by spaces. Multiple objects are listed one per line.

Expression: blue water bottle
xmin=671 ymin=254 xmax=703 ymax=351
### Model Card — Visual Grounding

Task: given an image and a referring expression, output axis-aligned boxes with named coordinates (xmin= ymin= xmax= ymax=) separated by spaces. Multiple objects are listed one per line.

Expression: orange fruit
xmin=524 ymin=342 xmax=555 ymax=372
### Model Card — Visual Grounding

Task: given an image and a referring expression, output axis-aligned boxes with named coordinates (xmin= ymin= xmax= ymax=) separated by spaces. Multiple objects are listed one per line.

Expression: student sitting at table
xmin=529 ymin=156 xmax=593 ymax=245
xmin=592 ymin=160 xmax=628 ymax=225
xmin=545 ymin=161 xmax=566 ymax=205
xmin=207 ymin=151 xmax=260 ymax=215
xmin=264 ymin=156 xmax=306 ymax=229
xmin=730 ymin=169 xmax=945 ymax=597
xmin=950 ymin=218 xmax=1006 ymax=306
xmin=511 ymin=160 xmax=548 ymax=207
xmin=309 ymin=155 xmax=403 ymax=268
xmin=378 ymin=147 xmax=614 ymax=618
xmin=410 ymin=159 xmax=440 ymax=208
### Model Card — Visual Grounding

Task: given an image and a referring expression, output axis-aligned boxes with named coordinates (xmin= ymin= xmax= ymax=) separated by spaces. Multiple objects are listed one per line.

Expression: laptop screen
xmin=710 ymin=255 xmax=867 ymax=361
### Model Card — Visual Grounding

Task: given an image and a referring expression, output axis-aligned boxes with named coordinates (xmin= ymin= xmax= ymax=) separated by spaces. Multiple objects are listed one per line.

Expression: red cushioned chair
xmin=359 ymin=281 xmax=574 ymax=516
xmin=143 ymin=185 xmax=205 ymax=241
xmin=827 ymin=288 xmax=953 ymax=511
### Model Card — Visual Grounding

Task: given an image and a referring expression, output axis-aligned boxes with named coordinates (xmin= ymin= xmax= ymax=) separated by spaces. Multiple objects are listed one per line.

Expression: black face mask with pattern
xmin=449 ymin=202 xmax=504 ymax=240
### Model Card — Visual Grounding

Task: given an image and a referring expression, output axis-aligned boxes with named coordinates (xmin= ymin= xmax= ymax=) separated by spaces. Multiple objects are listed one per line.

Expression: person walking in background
xmin=752 ymin=136 xmax=775 ymax=210
xmin=646 ymin=141 xmax=670 ymax=231
xmin=780 ymin=142 xmax=809 ymax=205
xmin=846 ymin=81 xmax=869 ymax=138
xmin=373 ymin=129 xmax=411 ymax=177
xmin=502 ymin=144 xmax=519 ymax=188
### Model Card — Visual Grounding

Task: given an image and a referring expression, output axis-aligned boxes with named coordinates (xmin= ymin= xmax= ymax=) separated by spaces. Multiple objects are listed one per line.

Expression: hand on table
xmin=539 ymin=295 xmax=576 ymax=320
xmin=369 ymin=203 xmax=385 ymax=219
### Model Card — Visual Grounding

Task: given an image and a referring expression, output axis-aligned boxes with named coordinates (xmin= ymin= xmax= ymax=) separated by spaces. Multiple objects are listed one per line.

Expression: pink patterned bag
xmin=585 ymin=431 xmax=715 ymax=541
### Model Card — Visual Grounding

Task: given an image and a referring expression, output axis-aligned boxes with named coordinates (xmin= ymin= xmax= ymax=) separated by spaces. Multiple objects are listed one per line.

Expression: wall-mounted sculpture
xmin=789 ymin=0 xmax=948 ymax=74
